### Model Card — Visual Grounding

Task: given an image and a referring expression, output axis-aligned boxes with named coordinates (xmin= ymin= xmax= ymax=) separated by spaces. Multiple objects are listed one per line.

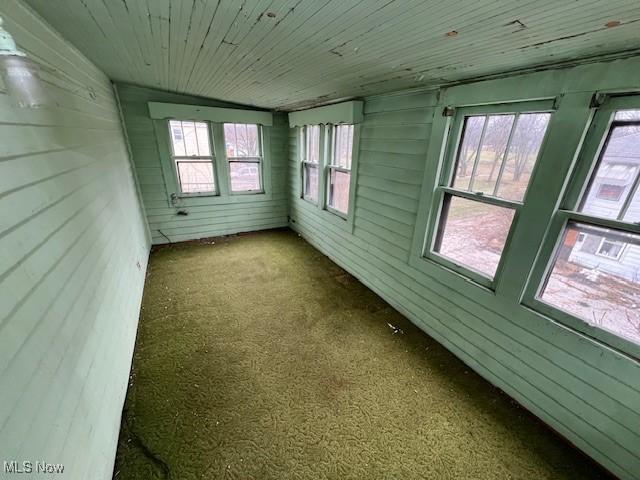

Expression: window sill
xmin=170 ymin=191 xmax=272 ymax=207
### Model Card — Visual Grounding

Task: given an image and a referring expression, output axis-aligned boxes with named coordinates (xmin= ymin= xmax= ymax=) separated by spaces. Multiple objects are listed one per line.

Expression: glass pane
xmin=453 ymin=116 xmax=485 ymax=190
xmin=329 ymin=169 xmax=350 ymax=214
xmin=333 ymin=124 xmax=354 ymax=168
xmin=472 ymin=114 xmax=515 ymax=195
xmin=176 ymin=161 xmax=215 ymax=193
xmin=236 ymin=124 xmax=249 ymax=156
xmin=306 ymin=125 xmax=320 ymax=164
xmin=224 ymin=123 xmax=237 ymax=157
xmin=304 ymin=163 xmax=318 ymax=202
xmin=182 ymin=121 xmax=200 ymax=156
xmin=195 ymin=122 xmax=211 ymax=156
xmin=169 ymin=120 xmax=186 ymax=156
xmin=614 ymin=109 xmax=640 ymax=121
xmin=539 ymin=222 xmax=640 ymax=345
xmin=229 ymin=161 xmax=261 ymax=192
xmin=497 ymin=113 xmax=551 ymax=201
xmin=434 ymin=195 xmax=515 ymax=278
xmin=246 ymin=124 xmax=260 ymax=156
xmin=581 ymin=125 xmax=640 ymax=221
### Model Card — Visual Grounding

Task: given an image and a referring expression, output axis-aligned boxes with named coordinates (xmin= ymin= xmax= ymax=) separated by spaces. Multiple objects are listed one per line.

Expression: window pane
xmin=170 ymin=120 xmax=210 ymax=157
xmin=306 ymin=125 xmax=320 ymax=164
xmin=581 ymin=125 xmax=640 ymax=221
xmin=497 ymin=113 xmax=551 ymax=201
xmin=329 ymin=169 xmax=350 ymax=214
xmin=539 ymin=222 xmax=640 ymax=345
xmin=614 ymin=109 xmax=640 ymax=121
xmin=304 ymin=163 xmax=318 ymax=202
xmin=229 ymin=161 xmax=261 ymax=192
xmin=195 ymin=122 xmax=211 ymax=156
xmin=472 ymin=114 xmax=515 ymax=195
xmin=333 ymin=124 xmax=354 ymax=168
xmin=169 ymin=120 xmax=186 ymax=156
xmin=224 ymin=123 xmax=261 ymax=159
xmin=224 ymin=123 xmax=237 ymax=157
xmin=182 ymin=121 xmax=200 ymax=156
xmin=176 ymin=161 xmax=215 ymax=193
xmin=453 ymin=112 xmax=550 ymax=201
xmin=434 ymin=195 xmax=515 ymax=278
xmin=453 ymin=116 xmax=485 ymax=190
xmin=246 ymin=124 xmax=260 ymax=156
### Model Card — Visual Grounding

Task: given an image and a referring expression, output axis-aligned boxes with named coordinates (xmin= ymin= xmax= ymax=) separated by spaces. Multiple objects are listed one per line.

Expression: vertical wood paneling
xmin=288 ymin=86 xmax=640 ymax=480
xmin=0 ymin=2 xmax=150 ymax=479
xmin=117 ymin=83 xmax=289 ymax=245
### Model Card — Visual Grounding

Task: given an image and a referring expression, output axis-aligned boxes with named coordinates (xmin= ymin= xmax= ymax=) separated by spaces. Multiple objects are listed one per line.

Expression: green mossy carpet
xmin=114 ymin=230 xmax=610 ymax=480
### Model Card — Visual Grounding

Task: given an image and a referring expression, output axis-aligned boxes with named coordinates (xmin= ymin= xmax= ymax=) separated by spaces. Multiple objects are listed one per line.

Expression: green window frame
xmin=523 ymin=95 xmax=640 ymax=358
xmin=153 ymin=117 xmax=273 ymax=206
xmin=421 ymin=100 xmax=555 ymax=289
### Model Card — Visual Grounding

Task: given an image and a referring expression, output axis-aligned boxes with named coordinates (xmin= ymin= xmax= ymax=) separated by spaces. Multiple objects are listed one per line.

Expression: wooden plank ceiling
xmin=24 ymin=0 xmax=640 ymax=110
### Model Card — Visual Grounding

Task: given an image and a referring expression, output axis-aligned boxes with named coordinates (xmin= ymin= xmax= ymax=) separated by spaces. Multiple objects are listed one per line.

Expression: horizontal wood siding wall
xmin=288 ymin=90 xmax=640 ymax=479
xmin=0 ymin=2 xmax=150 ymax=479
xmin=116 ymin=84 xmax=288 ymax=245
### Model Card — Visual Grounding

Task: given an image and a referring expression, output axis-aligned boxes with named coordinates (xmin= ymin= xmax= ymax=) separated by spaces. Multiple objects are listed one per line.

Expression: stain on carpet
xmin=113 ymin=230 xmax=612 ymax=480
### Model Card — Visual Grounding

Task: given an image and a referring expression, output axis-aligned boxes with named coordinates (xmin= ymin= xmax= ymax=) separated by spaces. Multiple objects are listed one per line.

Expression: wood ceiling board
xmin=23 ymin=0 xmax=640 ymax=110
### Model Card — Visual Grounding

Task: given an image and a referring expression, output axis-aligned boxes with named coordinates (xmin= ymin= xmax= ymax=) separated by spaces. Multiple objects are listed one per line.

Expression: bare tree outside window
xmin=224 ymin=123 xmax=263 ymax=192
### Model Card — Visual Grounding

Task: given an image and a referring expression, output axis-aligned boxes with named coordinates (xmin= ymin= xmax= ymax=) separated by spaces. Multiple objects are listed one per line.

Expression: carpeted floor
xmin=113 ymin=229 xmax=611 ymax=480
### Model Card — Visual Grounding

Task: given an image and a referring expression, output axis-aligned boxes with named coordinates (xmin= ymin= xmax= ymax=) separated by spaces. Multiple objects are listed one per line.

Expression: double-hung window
xmin=223 ymin=123 xmax=263 ymax=193
xmin=301 ymin=125 xmax=320 ymax=203
xmin=168 ymin=120 xmax=216 ymax=194
xmin=530 ymin=98 xmax=640 ymax=350
xmin=426 ymin=103 xmax=552 ymax=285
xmin=327 ymin=124 xmax=354 ymax=215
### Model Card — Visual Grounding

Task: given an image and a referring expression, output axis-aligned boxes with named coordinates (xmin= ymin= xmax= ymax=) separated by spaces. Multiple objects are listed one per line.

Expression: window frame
xmin=326 ymin=124 xmax=355 ymax=219
xmin=421 ymin=100 xmax=555 ymax=289
xmin=167 ymin=120 xmax=218 ymax=196
xmin=223 ymin=122 xmax=265 ymax=195
xmin=153 ymin=118 xmax=273 ymax=206
xmin=522 ymin=95 xmax=640 ymax=358
xmin=300 ymin=125 xmax=321 ymax=205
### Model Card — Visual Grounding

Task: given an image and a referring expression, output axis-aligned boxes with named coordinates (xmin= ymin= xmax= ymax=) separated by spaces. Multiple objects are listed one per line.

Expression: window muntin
xmin=533 ymin=106 xmax=640 ymax=351
xmin=301 ymin=125 xmax=320 ymax=202
xmin=224 ymin=123 xmax=263 ymax=192
xmin=452 ymin=113 xmax=551 ymax=202
xmin=539 ymin=222 xmax=640 ymax=346
xmin=428 ymin=106 xmax=551 ymax=283
xmin=327 ymin=124 xmax=354 ymax=215
xmin=579 ymin=119 xmax=640 ymax=223
xmin=168 ymin=120 xmax=215 ymax=194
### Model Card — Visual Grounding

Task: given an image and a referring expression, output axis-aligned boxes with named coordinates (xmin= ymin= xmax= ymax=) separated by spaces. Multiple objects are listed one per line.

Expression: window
xmin=596 ymin=237 xmax=625 ymax=259
xmin=327 ymin=124 xmax=354 ymax=215
xmin=536 ymin=106 xmax=640 ymax=347
xmin=168 ymin=120 xmax=216 ymax=194
xmin=223 ymin=123 xmax=263 ymax=192
xmin=428 ymin=107 xmax=551 ymax=283
xmin=596 ymin=183 xmax=626 ymax=201
xmin=301 ymin=125 xmax=320 ymax=203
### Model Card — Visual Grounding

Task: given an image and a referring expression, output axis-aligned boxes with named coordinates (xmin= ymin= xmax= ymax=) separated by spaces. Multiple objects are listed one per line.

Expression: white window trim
xmin=595 ymin=237 xmax=626 ymax=260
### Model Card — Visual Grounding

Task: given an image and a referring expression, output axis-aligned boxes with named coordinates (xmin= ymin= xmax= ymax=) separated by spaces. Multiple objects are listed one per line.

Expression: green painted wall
xmin=288 ymin=60 xmax=640 ymax=480
xmin=116 ymin=83 xmax=289 ymax=245
xmin=0 ymin=1 xmax=150 ymax=479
